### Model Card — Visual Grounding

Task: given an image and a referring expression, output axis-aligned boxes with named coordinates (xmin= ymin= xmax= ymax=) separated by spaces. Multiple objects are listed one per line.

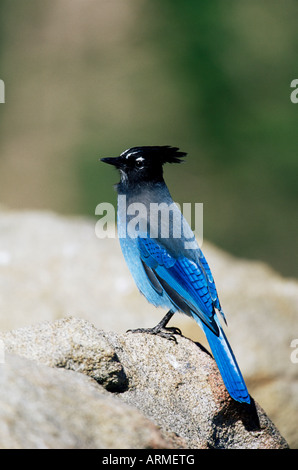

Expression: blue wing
xmin=137 ymin=235 xmax=250 ymax=404
xmin=138 ymin=235 xmax=219 ymax=334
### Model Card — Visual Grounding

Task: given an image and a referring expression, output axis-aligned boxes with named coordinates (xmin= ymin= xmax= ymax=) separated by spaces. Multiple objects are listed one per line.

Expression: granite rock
xmin=0 ymin=352 xmax=168 ymax=449
xmin=0 ymin=317 xmax=289 ymax=449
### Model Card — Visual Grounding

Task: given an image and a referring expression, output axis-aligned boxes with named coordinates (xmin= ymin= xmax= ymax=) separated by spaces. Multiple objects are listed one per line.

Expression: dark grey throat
xmin=115 ymin=171 xmax=165 ymax=195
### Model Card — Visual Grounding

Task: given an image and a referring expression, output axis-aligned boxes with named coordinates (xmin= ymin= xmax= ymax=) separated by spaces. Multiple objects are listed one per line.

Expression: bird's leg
xmin=127 ymin=309 xmax=182 ymax=342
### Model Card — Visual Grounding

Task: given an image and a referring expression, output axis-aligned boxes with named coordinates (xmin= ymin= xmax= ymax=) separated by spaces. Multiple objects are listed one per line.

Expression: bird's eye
xmin=135 ymin=159 xmax=144 ymax=168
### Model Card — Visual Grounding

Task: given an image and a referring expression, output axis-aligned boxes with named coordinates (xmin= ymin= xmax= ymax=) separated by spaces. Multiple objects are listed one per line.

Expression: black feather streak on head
xmin=101 ymin=146 xmax=187 ymax=193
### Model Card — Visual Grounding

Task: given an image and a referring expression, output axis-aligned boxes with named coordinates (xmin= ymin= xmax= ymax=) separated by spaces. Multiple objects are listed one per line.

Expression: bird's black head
xmin=101 ymin=146 xmax=187 ymax=192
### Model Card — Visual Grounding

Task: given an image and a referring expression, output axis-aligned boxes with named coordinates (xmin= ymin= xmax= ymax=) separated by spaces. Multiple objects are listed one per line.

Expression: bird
xmin=101 ymin=146 xmax=250 ymax=404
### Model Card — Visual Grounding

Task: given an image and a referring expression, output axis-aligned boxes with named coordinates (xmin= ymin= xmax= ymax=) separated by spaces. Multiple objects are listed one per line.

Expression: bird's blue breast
xmin=118 ymin=235 xmax=173 ymax=310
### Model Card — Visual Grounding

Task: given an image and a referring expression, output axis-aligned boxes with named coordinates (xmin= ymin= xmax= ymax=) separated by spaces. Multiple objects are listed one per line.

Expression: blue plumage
xmin=101 ymin=146 xmax=250 ymax=404
xmin=137 ymin=235 xmax=250 ymax=403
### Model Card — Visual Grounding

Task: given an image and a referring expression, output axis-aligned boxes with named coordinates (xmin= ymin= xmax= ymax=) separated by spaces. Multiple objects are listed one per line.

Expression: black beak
xmin=101 ymin=157 xmax=122 ymax=167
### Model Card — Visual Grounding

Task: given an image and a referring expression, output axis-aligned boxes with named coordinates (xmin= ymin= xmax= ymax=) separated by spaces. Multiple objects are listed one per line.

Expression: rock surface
xmin=0 ymin=352 xmax=168 ymax=449
xmin=0 ymin=317 xmax=289 ymax=449
xmin=0 ymin=209 xmax=297 ymax=447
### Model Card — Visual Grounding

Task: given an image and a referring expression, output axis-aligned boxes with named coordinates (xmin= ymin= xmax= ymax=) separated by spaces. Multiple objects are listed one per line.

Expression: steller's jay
xmin=101 ymin=146 xmax=250 ymax=404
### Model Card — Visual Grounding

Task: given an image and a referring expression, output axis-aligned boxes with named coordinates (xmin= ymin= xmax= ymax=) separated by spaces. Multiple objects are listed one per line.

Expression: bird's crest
xmin=120 ymin=146 xmax=187 ymax=165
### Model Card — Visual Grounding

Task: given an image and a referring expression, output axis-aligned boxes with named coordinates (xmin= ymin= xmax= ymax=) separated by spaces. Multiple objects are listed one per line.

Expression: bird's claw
xmin=127 ymin=326 xmax=182 ymax=343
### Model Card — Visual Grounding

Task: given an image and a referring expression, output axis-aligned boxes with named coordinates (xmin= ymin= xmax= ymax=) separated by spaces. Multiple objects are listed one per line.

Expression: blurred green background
xmin=0 ymin=0 xmax=297 ymax=277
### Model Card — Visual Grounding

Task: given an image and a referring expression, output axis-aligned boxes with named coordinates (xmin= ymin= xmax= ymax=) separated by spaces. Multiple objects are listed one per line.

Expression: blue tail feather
xmin=200 ymin=318 xmax=250 ymax=404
